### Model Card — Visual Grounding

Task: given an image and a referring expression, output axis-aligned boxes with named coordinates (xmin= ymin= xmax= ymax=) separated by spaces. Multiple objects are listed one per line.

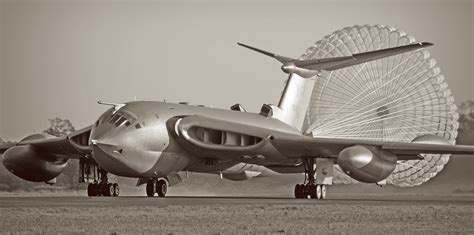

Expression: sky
xmin=0 ymin=0 xmax=473 ymax=140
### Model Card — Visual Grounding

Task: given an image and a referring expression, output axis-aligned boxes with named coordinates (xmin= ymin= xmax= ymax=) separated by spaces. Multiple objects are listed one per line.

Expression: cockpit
xmin=108 ymin=112 xmax=135 ymax=127
xmin=95 ymin=109 xmax=141 ymax=129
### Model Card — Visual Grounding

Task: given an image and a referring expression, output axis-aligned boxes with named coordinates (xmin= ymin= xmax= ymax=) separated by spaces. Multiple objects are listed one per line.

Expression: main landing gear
xmin=86 ymin=168 xmax=120 ymax=197
xmin=294 ymin=184 xmax=327 ymax=199
xmin=146 ymin=179 xmax=168 ymax=197
xmin=294 ymin=157 xmax=333 ymax=199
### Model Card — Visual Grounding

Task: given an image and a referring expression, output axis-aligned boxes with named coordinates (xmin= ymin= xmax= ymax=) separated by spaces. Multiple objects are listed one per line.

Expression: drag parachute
xmin=301 ymin=25 xmax=459 ymax=187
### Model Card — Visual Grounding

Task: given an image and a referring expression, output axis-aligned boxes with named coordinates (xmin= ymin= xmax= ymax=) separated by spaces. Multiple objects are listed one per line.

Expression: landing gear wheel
xmin=321 ymin=185 xmax=327 ymax=199
xmin=309 ymin=185 xmax=317 ymax=199
xmin=112 ymin=183 xmax=120 ymax=197
xmin=84 ymin=168 xmax=120 ymax=197
xmin=156 ymin=180 xmax=167 ymax=197
xmin=294 ymin=184 xmax=303 ymax=198
xmin=87 ymin=183 xmax=98 ymax=197
xmin=146 ymin=180 xmax=156 ymax=197
xmin=316 ymin=185 xmax=322 ymax=199
xmin=295 ymin=184 xmax=302 ymax=198
xmin=298 ymin=184 xmax=306 ymax=199
xmin=103 ymin=183 xmax=114 ymax=197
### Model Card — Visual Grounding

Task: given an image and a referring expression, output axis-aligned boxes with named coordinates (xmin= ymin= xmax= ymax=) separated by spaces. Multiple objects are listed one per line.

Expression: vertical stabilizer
xmin=277 ymin=74 xmax=315 ymax=132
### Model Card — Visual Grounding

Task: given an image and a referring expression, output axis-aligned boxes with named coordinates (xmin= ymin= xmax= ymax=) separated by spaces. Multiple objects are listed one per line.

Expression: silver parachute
xmin=301 ymin=25 xmax=459 ymax=187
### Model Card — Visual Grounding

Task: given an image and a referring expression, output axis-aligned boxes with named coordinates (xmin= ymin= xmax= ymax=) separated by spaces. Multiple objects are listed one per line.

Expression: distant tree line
xmin=457 ymin=100 xmax=474 ymax=145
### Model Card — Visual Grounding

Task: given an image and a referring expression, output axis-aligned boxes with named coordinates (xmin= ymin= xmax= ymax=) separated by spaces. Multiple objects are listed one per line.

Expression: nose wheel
xmin=87 ymin=169 xmax=120 ymax=197
xmin=146 ymin=179 xmax=168 ymax=197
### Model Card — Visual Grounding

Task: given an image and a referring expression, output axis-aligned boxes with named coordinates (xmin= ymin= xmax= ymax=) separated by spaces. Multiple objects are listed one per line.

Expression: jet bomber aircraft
xmin=1 ymin=41 xmax=474 ymax=199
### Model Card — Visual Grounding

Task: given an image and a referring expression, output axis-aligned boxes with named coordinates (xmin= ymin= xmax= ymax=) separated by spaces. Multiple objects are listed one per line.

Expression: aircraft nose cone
xmin=89 ymin=122 xmax=162 ymax=177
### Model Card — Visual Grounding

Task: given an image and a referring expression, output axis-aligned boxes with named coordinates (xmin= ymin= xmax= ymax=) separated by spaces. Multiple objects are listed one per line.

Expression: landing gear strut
xmin=86 ymin=168 xmax=120 ymax=197
xmin=294 ymin=157 xmax=333 ymax=199
xmin=146 ymin=179 xmax=168 ymax=197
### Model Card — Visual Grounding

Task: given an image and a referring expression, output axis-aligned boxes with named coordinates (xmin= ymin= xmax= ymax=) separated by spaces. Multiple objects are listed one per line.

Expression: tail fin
xmin=277 ymin=74 xmax=315 ymax=132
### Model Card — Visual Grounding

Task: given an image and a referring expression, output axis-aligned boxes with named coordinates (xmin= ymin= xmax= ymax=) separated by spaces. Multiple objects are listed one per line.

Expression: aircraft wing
xmin=0 ymin=125 xmax=92 ymax=158
xmin=168 ymin=115 xmax=474 ymax=162
xmin=271 ymin=133 xmax=474 ymax=160
xmin=380 ymin=141 xmax=474 ymax=156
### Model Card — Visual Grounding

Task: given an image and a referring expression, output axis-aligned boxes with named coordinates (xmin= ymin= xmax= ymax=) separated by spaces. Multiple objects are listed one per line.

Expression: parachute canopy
xmin=301 ymin=25 xmax=458 ymax=187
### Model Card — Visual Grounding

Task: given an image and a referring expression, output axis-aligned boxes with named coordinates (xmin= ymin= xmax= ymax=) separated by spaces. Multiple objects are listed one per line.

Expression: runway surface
xmin=1 ymin=194 xmax=474 ymax=207
xmin=1 ymin=195 xmax=473 ymax=233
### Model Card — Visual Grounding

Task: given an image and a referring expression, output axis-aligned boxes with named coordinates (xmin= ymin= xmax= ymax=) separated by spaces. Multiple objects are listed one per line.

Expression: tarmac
xmin=1 ymin=194 xmax=474 ymax=208
xmin=1 ymin=195 xmax=473 ymax=233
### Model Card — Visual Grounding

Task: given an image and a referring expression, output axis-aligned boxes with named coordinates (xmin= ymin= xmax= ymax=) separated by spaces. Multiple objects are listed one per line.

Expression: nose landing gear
xmin=81 ymin=159 xmax=119 ymax=197
xmin=294 ymin=157 xmax=333 ymax=199
xmin=87 ymin=182 xmax=119 ymax=197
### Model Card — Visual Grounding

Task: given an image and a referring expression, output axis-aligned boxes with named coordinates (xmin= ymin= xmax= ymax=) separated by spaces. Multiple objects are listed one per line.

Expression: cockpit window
xmin=135 ymin=123 xmax=141 ymax=129
xmin=97 ymin=110 xmax=138 ymax=128
xmin=114 ymin=116 xmax=127 ymax=127
xmin=109 ymin=115 xmax=121 ymax=124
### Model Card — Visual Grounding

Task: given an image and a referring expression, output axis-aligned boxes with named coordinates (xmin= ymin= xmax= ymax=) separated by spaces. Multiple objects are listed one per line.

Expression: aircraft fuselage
xmin=90 ymin=101 xmax=300 ymax=178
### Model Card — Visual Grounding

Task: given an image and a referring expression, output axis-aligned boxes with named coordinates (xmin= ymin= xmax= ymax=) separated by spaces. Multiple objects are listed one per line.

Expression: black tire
xmin=87 ymin=183 xmax=97 ymax=197
xmin=112 ymin=183 xmax=120 ymax=197
xmin=309 ymin=185 xmax=317 ymax=199
xmin=294 ymin=184 xmax=303 ymax=198
xmin=146 ymin=180 xmax=155 ymax=197
xmin=294 ymin=184 xmax=300 ymax=198
xmin=103 ymin=183 xmax=114 ymax=197
xmin=156 ymin=180 xmax=167 ymax=197
xmin=302 ymin=184 xmax=310 ymax=199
